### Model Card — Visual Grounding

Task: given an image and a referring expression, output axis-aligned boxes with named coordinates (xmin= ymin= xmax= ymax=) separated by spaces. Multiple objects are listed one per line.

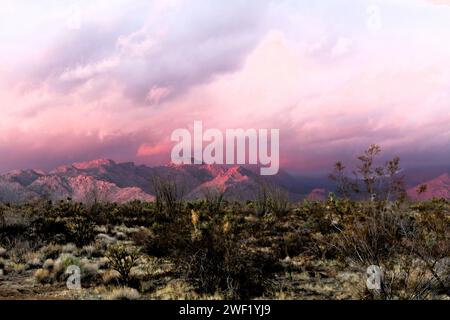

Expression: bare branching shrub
xmin=331 ymin=205 xmax=403 ymax=267
xmin=203 ymin=187 xmax=226 ymax=214
xmin=255 ymin=182 xmax=270 ymax=216
xmin=84 ymin=184 xmax=108 ymax=207
xmin=268 ymin=186 xmax=290 ymax=216
xmin=151 ymin=174 xmax=185 ymax=217
xmin=329 ymin=145 xmax=448 ymax=299
xmin=356 ymin=144 xmax=382 ymax=197
xmin=254 ymin=182 xmax=289 ymax=216
xmin=329 ymin=162 xmax=358 ymax=199
xmin=330 ymin=144 xmax=406 ymax=202
xmin=400 ymin=209 xmax=450 ymax=294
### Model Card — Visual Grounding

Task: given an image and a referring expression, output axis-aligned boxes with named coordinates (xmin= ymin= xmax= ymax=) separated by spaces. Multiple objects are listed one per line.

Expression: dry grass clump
xmin=0 ymin=247 xmax=7 ymax=258
xmin=25 ymin=256 xmax=43 ymax=270
xmin=34 ymin=268 xmax=53 ymax=284
xmin=107 ymin=287 xmax=140 ymax=300
xmin=43 ymin=258 xmax=55 ymax=271
xmin=40 ymin=244 xmax=62 ymax=260
xmin=62 ymin=243 xmax=77 ymax=254
xmin=34 ymin=258 xmax=56 ymax=284
xmin=102 ymin=269 xmax=121 ymax=285
xmin=149 ymin=280 xmax=223 ymax=300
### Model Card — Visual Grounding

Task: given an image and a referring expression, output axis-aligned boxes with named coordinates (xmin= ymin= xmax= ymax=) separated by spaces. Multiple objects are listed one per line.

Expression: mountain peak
xmin=72 ymin=159 xmax=116 ymax=170
xmin=0 ymin=159 xmax=333 ymax=203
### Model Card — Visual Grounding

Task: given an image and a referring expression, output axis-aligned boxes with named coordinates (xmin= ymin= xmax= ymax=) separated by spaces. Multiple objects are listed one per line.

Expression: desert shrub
xmin=81 ymin=263 xmax=101 ymax=287
xmin=105 ymin=201 xmax=155 ymax=226
xmin=62 ymin=243 xmax=77 ymax=254
xmin=43 ymin=259 xmax=55 ymax=271
xmin=34 ymin=268 xmax=54 ymax=284
xmin=25 ymin=257 xmax=43 ymax=270
xmin=106 ymin=244 xmax=140 ymax=285
xmin=144 ymin=226 xmax=188 ymax=258
xmin=300 ymin=200 xmax=334 ymax=234
xmin=66 ymin=216 xmax=96 ymax=247
xmin=6 ymin=238 xmax=42 ymax=264
xmin=324 ymin=145 xmax=450 ymax=299
xmin=31 ymin=200 xmax=96 ymax=246
xmin=55 ymin=254 xmax=81 ymax=279
xmin=400 ymin=210 xmax=450 ymax=294
xmin=268 ymin=186 xmax=290 ymax=216
xmin=254 ymin=183 xmax=290 ymax=217
xmin=144 ymin=211 xmax=191 ymax=258
xmin=254 ymin=183 xmax=270 ymax=216
xmin=331 ymin=203 xmax=404 ymax=267
xmin=130 ymin=229 xmax=151 ymax=246
xmin=41 ymin=244 xmax=62 ymax=260
xmin=275 ymin=231 xmax=309 ymax=259
xmin=86 ymin=201 xmax=120 ymax=226
xmin=203 ymin=187 xmax=226 ymax=214
xmin=0 ymin=210 xmax=36 ymax=251
xmin=329 ymin=199 xmax=449 ymax=299
xmin=79 ymin=244 xmax=103 ymax=258
xmin=32 ymin=215 xmax=67 ymax=243
xmin=151 ymin=174 xmax=185 ymax=217
xmin=360 ymin=257 xmax=441 ymax=300
xmin=329 ymin=144 xmax=406 ymax=201
xmin=102 ymin=269 xmax=120 ymax=285
xmin=178 ymin=211 xmax=280 ymax=299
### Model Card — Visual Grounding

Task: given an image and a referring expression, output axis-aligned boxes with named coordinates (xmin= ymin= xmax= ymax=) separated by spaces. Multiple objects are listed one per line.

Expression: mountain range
xmin=0 ymin=159 xmax=448 ymax=203
xmin=407 ymin=173 xmax=450 ymax=201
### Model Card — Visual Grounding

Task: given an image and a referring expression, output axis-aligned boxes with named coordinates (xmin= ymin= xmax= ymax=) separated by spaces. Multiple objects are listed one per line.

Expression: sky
xmin=0 ymin=0 xmax=450 ymax=174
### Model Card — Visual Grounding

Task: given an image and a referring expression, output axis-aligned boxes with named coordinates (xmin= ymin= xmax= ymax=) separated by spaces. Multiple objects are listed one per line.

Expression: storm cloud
xmin=0 ymin=0 xmax=450 ymax=173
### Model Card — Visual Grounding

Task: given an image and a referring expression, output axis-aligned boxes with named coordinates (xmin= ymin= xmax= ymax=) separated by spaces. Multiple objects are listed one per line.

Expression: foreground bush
xmin=106 ymin=244 xmax=141 ymax=285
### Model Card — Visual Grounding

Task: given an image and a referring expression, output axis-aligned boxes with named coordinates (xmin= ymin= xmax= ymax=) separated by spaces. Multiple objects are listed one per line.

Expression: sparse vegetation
xmin=0 ymin=146 xmax=448 ymax=300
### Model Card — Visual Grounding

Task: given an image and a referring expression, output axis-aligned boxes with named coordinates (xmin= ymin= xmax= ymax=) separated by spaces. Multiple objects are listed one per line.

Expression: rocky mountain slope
xmin=407 ymin=173 xmax=450 ymax=201
xmin=0 ymin=159 xmax=328 ymax=203
xmin=1 ymin=159 xmax=448 ymax=203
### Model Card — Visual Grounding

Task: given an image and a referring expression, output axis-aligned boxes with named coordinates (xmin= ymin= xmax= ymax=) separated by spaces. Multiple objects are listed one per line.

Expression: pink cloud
xmin=146 ymin=86 xmax=173 ymax=105
xmin=1 ymin=1 xmax=450 ymax=173
xmin=137 ymin=143 xmax=168 ymax=157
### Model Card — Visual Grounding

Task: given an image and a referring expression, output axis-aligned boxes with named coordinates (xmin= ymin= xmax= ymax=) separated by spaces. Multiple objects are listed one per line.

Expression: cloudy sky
xmin=1 ymin=0 xmax=450 ymax=173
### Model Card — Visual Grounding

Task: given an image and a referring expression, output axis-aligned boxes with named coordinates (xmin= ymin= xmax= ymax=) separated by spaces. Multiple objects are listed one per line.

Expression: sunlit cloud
xmin=0 ymin=0 xmax=450 ymax=173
